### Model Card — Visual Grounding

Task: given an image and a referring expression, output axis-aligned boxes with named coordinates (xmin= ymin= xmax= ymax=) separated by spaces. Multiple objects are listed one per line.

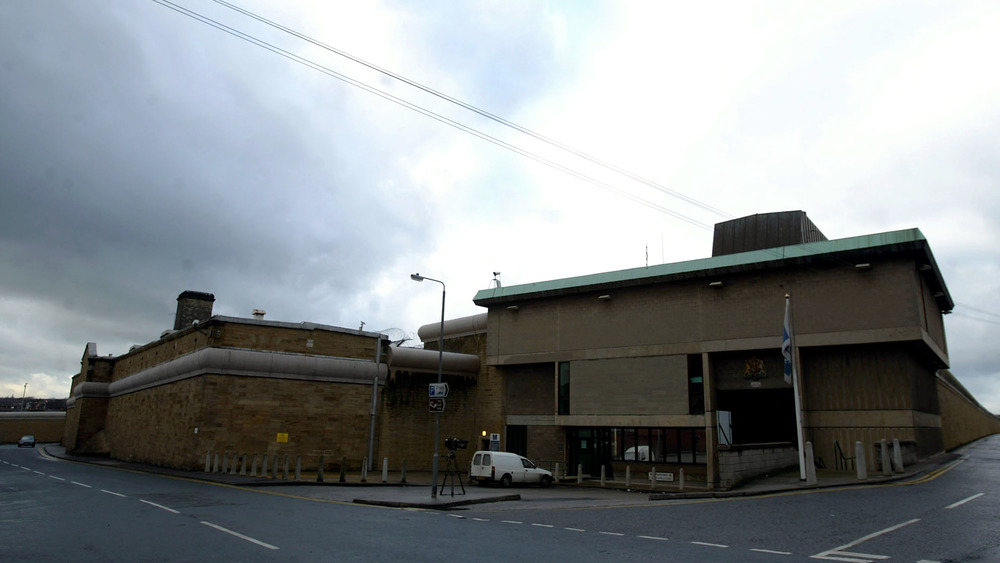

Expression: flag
xmin=782 ymin=296 xmax=793 ymax=384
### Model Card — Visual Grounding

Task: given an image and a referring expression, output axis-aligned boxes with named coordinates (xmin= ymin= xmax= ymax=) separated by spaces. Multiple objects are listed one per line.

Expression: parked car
xmin=469 ymin=451 xmax=553 ymax=487
xmin=17 ymin=435 xmax=36 ymax=448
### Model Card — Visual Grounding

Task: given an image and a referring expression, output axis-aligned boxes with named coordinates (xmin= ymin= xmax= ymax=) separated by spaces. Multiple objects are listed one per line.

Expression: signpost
xmin=429 ymin=398 xmax=445 ymax=412
xmin=429 ymin=382 xmax=449 ymax=398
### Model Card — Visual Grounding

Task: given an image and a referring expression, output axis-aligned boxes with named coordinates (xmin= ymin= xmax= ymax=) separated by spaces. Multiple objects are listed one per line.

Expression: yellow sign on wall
xmin=276 ymin=433 xmax=289 ymax=443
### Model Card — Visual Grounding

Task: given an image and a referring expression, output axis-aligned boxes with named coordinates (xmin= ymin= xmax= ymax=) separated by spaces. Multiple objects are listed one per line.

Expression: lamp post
xmin=410 ymin=273 xmax=445 ymax=499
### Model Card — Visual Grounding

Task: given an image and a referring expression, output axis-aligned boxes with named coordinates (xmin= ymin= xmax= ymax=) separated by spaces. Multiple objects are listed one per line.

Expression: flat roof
xmin=474 ymin=228 xmax=953 ymax=311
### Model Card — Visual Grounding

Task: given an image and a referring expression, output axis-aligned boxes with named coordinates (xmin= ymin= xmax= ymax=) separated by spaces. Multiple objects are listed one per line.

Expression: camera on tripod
xmin=444 ymin=438 xmax=468 ymax=451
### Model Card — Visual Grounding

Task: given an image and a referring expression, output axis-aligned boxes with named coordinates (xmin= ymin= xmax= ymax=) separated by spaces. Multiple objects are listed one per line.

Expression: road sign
xmin=429 ymin=398 xmax=445 ymax=412
xmin=429 ymin=383 xmax=449 ymax=397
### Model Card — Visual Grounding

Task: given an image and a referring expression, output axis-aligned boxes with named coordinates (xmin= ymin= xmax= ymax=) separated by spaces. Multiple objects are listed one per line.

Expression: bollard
xmin=855 ymin=441 xmax=867 ymax=480
xmin=205 ymin=451 xmax=212 ymax=472
xmin=340 ymin=456 xmax=347 ymax=483
xmin=221 ymin=452 xmax=228 ymax=474
xmin=400 ymin=458 xmax=407 ymax=484
xmin=282 ymin=454 xmax=289 ymax=480
xmin=261 ymin=453 xmax=268 ymax=478
xmin=892 ymin=438 xmax=904 ymax=473
xmin=679 ymin=467 xmax=685 ymax=491
xmin=295 ymin=455 xmax=301 ymax=481
xmin=240 ymin=454 xmax=247 ymax=476
xmin=251 ymin=454 xmax=259 ymax=477
xmin=650 ymin=466 xmax=657 ymax=490
xmin=600 ymin=465 xmax=606 ymax=487
xmin=230 ymin=453 xmax=238 ymax=476
xmin=554 ymin=463 xmax=560 ymax=483
xmin=382 ymin=457 xmax=389 ymax=483
xmin=805 ymin=441 xmax=817 ymax=486
xmin=880 ymin=439 xmax=891 ymax=476
xmin=317 ymin=455 xmax=325 ymax=483
xmin=577 ymin=464 xmax=583 ymax=484
xmin=213 ymin=452 xmax=220 ymax=473
xmin=361 ymin=457 xmax=368 ymax=483
xmin=625 ymin=466 xmax=631 ymax=489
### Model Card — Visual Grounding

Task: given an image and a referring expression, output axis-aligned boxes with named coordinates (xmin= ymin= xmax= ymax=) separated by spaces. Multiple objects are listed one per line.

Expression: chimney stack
xmin=252 ymin=309 xmax=266 ymax=320
xmin=174 ymin=291 xmax=215 ymax=330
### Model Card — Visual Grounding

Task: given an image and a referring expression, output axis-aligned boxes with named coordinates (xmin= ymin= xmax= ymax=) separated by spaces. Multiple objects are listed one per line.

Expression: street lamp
xmin=410 ymin=273 xmax=446 ymax=499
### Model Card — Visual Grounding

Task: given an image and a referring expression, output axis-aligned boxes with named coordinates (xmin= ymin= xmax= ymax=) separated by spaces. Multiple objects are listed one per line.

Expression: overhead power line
xmin=153 ymin=0 xmax=714 ymax=231
xmin=210 ymin=0 xmax=732 ymax=221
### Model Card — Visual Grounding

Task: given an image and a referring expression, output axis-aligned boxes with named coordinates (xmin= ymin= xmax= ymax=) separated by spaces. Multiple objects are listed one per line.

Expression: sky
xmin=1 ymin=1 xmax=998 ymax=412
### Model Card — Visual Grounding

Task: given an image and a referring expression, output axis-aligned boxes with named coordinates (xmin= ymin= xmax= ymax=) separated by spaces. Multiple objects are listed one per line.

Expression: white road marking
xmin=100 ymin=489 xmax=127 ymax=498
xmin=812 ymin=518 xmax=919 ymax=562
xmin=945 ymin=493 xmax=984 ymax=509
xmin=448 ymin=514 xmax=465 ymax=519
xmin=472 ymin=518 xmax=489 ymax=522
xmin=752 ymin=548 xmax=792 ymax=555
xmin=501 ymin=520 xmax=522 ymax=524
xmin=33 ymin=471 xmax=45 ymax=475
xmin=71 ymin=481 xmax=91 ymax=488
xmin=599 ymin=531 xmax=625 ymax=536
xmin=532 ymin=523 xmax=554 ymax=528
xmin=638 ymin=535 xmax=669 ymax=541
xmin=140 ymin=499 xmax=180 ymax=514
xmin=201 ymin=521 xmax=278 ymax=550
xmin=565 ymin=527 xmax=585 ymax=532
xmin=691 ymin=541 xmax=728 ymax=548
xmin=49 ymin=475 xmax=65 ymax=481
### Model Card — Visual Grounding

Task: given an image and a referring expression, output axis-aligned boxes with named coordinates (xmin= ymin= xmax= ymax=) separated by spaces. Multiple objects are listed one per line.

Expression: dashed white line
xmin=565 ymin=527 xmax=586 ymax=532
xmin=201 ymin=521 xmax=278 ymax=550
xmin=100 ymin=489 xmax=127 ymax=498
xmin=691 ymin=541 xmax=729 ymax=548
xmin=751 ymin=548 xmax=792 ymax=555
xmin=946 ymin=493 xmax=984 ymax=509
xmin=140 ymin=499 xmax=180 ymax=514
xmin=71 ymin=481 xmax=91 ymax=488
xmin=33 ymin=470 xmax=45 ymax=475
xmin=501 ymin=520 xmax=522 ymax=524
xmin=638 ymin=535 xmax=669 ymax=541
xmin=532 ymin=523 xmax=554 ymax=528
xmin=599 ymin=531 xmax=625 ymax=536
xmin=49 ymin=475 xmax=65 ymax=481
xmin=448 ymin=514 xmax=465 ymax=519
xmin=472 ymin=518 xmax=489 ymax=522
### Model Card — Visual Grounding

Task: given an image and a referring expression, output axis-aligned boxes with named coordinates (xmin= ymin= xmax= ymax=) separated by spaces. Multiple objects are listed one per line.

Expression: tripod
xmin=438 ymin=450 xmax=466 ymax=497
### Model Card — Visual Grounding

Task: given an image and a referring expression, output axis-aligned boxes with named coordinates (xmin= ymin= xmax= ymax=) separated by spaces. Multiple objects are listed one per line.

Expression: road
xmin=1 ymin=435 xmax=998 ymax=562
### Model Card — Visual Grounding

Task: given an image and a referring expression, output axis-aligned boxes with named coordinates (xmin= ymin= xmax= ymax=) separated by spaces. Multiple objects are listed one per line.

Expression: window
xmin=610 ymin=427 xmax=706 ymax=465
xmin=558 ymin=361 xmax=571 ymax=415
xmin=688 ymin=354 xmax=705 ymax=415
xmin=506 ymin=425 xmax=527 ymax=456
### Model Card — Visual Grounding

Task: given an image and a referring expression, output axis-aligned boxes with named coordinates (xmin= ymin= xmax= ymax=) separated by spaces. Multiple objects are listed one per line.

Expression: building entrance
xmin=716 ymin=388 xmax=796 ymax=444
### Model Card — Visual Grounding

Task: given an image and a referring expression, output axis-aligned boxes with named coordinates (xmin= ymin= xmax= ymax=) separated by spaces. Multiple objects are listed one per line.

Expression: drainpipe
xmin=367 ymin=336 xmax=382 ymax=472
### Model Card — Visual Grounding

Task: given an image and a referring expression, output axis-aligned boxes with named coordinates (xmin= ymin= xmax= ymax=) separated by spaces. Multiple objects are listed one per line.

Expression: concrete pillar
xmin=261 ymin=454 xmax=268 ymax=478
xmin=382 ymin=457 xmax=389 ymax=483
xmin=880 ymin=439 xmax=891 ymax=476
xmin=294 ymin=455 xmax=301 ymax=481
xmin=213 ymin=453 xmax=220 ymax=473
xmin=554 ymin=463 xmax=560 ymax=482
xmin=204 ymin=451 xmax=211 ymax=472
xmin=625 ymin=466 xmax=631 ymax=489
xmin=251 ymin=454 xmax=259 ymax=477
xmin=282 ymin=454 xmax=289 ymax=480
xmin=400 ymin=459 xmax=407 ymax=484
xmin=221 ymin=452 xmax=228 ymax=474
xmin=892 ymin=438 xmax=904 ymax=473
xmin=576 ymin=464 xmax=582 ymax=484
xmin=855 ymin=441 xmax=867 ymax=480
xmin=240 ymin=454 xmax=247 ymax=476
xmin=361 ymin=457 xmax=368 ymax=483
xmin=229 ymin=453 xmax=238 ymax=475
xmin=317 ymin=455 xmax=325 ymax=483
xmin=679 ymin=468 xmax=685 ymax=491
xmin=339 ymin=456 xmax=347 ymax=483
xmin=805 ymin=441 xmax=817 ymax=486
xmin=650 ymin=467 xmax=657 ymax=490
xmin=600 ymin=465 xmax=606 ymax=487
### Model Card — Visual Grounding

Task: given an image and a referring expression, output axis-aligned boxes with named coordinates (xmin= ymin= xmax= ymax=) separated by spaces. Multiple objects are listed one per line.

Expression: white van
xmin=469 ymin=451 xmax=553 ymax=487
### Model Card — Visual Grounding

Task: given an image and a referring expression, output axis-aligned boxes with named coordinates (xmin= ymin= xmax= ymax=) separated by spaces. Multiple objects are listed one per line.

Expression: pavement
xmin=39 ymin=444 xmax=963 ymax=511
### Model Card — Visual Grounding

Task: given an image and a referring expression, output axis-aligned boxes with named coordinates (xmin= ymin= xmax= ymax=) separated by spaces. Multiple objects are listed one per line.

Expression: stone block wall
xmin=0 ymin=413 xmax=66 ymax=444
xmin=717 ymin=443 xmax=799 ymax=489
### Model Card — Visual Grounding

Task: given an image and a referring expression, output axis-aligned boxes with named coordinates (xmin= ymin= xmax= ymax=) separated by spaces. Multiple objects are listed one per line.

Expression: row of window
xmin=612 ymin=427 xmax=707 ymax=464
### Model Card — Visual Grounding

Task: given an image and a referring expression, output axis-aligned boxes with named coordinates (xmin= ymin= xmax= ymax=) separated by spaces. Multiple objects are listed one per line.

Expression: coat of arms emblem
xmin=744 ymin=356 xmax=767 ymax=381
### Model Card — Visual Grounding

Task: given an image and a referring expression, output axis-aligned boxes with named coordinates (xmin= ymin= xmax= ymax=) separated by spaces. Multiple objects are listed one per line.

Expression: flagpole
xmin=784 ymin=294 xmax=807 ymax=481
